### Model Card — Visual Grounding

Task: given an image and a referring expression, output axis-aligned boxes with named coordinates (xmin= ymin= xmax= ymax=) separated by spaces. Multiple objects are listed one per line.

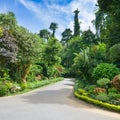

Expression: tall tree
xmin=39 ymin=29 xmax=50 ymax=41
xmin=96 ymin=0 xmax=120 ymax=47
xmin=49 ymin=22 xmax=58 ymax=37
xmin=61 ymin=28 xmax=72 ymax=45
xmin=74 ymin=9 xmax=80 ymax=36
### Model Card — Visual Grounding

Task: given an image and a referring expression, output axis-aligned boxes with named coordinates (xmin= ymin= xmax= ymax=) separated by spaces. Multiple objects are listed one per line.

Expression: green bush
xmin=92 ymin=63 xmax=120 ymax=80
xmin=95 ymin=93 xmax=109 ymax=102
xmin=97 ymin=78 xmax=110 ymax=87
xmin=0 ymin=85 xmax=9 ymax=96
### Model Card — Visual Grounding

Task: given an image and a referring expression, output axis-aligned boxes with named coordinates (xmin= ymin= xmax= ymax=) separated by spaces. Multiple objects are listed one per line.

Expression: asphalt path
xmin=0 ymin=78 xmax=120 ymax=120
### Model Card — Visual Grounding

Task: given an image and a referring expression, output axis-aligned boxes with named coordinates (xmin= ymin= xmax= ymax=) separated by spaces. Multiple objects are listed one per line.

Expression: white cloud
xmin=18 ymin=0 xmax=97 ymax=39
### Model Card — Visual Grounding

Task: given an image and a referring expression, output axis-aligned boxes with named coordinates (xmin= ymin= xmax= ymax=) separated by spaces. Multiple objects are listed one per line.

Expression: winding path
xmin=0 ymin=78 xmax=120 ymax=120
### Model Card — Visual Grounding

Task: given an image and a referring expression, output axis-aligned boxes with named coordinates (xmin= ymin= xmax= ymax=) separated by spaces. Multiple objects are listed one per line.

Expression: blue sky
xmin=0 ymin=0 xmax=97 ymax=39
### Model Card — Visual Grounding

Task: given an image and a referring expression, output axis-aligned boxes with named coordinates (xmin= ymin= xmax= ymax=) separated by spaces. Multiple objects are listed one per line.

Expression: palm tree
xmin=49 ymin=22 xmax=58 ymax=37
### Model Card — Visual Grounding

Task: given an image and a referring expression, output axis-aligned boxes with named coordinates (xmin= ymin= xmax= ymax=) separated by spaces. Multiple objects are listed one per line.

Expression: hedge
xmin=74 ymin=91 xmax=120 ymax=112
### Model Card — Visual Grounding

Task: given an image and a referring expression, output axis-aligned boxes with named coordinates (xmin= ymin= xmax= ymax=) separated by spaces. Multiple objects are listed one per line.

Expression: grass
xmin=6 ymin=77 xmax=64 ymax=96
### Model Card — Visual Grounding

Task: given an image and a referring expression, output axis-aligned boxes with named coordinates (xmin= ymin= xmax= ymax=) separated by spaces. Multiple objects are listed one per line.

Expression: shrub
xmin=74 ymin=79 xmax=85 ymax=91
xmin=94 ymin=87 xmax=106 ymax=94
xmin=74 ymin=91 xmax=120 ymax=112
xmin=110 ymin=100 xmax=120 ymax=105
xmin=111 ymin=74 xmax=120 ymax=91
xmin=108 ymin=88 xmax=118 ymax=93
xmin=0 ymin=85 xmax=9 ymax=96
xmin=108 ymin=92 xmax=120 ymax=100
xmin=77 ymin=88 xmax=88 ymax=96
xmin=95 ymin=93 xmax=109 ymax=102
xmin=2 ymin=80 xmax=13 ymax=89
xmin=92 ymin=63 xmax=119 ymax=80
xmin=97 ymin=78 xmax=110 ymax=88
xmin=77 ymin=88 xmax=86 ymax=95
xmin=84 ymin=85 xmax=96 ymax=94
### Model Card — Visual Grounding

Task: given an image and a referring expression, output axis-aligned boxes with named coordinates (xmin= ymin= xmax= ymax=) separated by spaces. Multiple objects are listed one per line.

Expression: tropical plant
xmin=49 ymin=22 xmax=58 ymax=37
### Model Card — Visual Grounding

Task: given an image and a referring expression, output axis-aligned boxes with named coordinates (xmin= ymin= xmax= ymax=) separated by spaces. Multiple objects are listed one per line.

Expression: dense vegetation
xmin=0 ymin=12 xmax=63 ymax=96
xmin=0 ymin=0 xmax=120 ymax=110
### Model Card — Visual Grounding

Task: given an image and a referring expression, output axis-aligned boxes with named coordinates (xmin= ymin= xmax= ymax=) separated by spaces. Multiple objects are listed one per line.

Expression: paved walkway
xmin=0 ymin=78 xmax=120 ymax=120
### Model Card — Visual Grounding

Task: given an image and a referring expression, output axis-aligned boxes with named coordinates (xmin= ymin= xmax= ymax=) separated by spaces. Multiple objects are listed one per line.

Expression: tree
xmin=39 ymin=29 xmax=50 ymax=41
xmin=41 ymin=37 xmax=62 ymax=77
xmin=95 ymin=0 xmax=120 ymax=47
xmin=49 ymin=22 xmax=58 ymax=37
xmin=74 ymin=9 xmax=80 ymax=36
xmin=0 ymin=29 xmax=18 ymax=66
xmin=61 ymin=36 xmax=82 ymax=69
xmin=61 ymin=28 xmax=72 ymax=46
xmin=11 ymin=26 xmax=42 ymax=83
xmin=81 ymin=29 xmax=96 ymax=47
xmin=0 ymin=12 xmax=17 ymax=31
xmin=42 ymin=37 xmax=61 ymax=66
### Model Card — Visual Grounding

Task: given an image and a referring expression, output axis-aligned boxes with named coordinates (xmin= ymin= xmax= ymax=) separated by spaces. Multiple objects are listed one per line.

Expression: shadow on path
xmin=22 ymin=86 xmax=95 ymax=109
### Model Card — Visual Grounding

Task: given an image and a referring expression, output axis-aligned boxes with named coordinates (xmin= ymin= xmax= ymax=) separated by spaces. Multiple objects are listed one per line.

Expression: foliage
xmin=109 ymin=44 xmax=120 ymax=67
xmin=0 ymin=26 xmax=3 ymax=37
xmin=0 ymin=12 xmax=17 ymax=31
xmin=39 ymin=29 xmax=50 ymax=41
xmin=28 ymin=77 xmax=63 ymax=89
xmin=74 ymin=79 xmax=86 ymax=91
xmin=42 ymin=37 xmax=62 ymax=67
xmin=81 ymin=29 xmax=96 ymax=46
xmin=61 ymin=28 xmax=72 ymax=45
xmin=97 ymin=78 xmax=110 ymax=88
xmin=74 ymin=9 xmax=80 ymax=36
xmin=108 ymin=92 xmax=120 ymax=100
xmin=26 ymin=64 xmax=42 ymax=82
xmin=96 ymin=0 xmax=120 ymax=48
xmin=92 ymin=63 xmax=120 ymax=80
xmin=0 ymin=68 xmax=10 ymax=81
xmin=61 ymin=36 xmax=82 ymax=69
xmin=84 ymin=85 xmax=96 ymax=94
xmin=49 ymin=22 xmax=58 ymax=37
xmin=73 ymin=47 xmax=94 ymax=82
xmin=91 ymin=42 xmax=107 ymax=63
xmin=11 ymin=27 xmax=42 ymax=82
xmin=20 ymin=82 xmax=28 ymax=90
xmin=0 ymin=85 xmax=9 ymax=96
xmin=111 ymin=74 xmax=120 ymax=91
xmin=95 ymin=93 xmax=109 ymax=102
xmin=0 ymin=29 xmax=18 ymax=64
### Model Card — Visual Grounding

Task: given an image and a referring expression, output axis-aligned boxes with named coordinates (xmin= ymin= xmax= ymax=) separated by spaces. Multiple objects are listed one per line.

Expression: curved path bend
xmin=0 ymin=78 xmax=120 ymax=120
